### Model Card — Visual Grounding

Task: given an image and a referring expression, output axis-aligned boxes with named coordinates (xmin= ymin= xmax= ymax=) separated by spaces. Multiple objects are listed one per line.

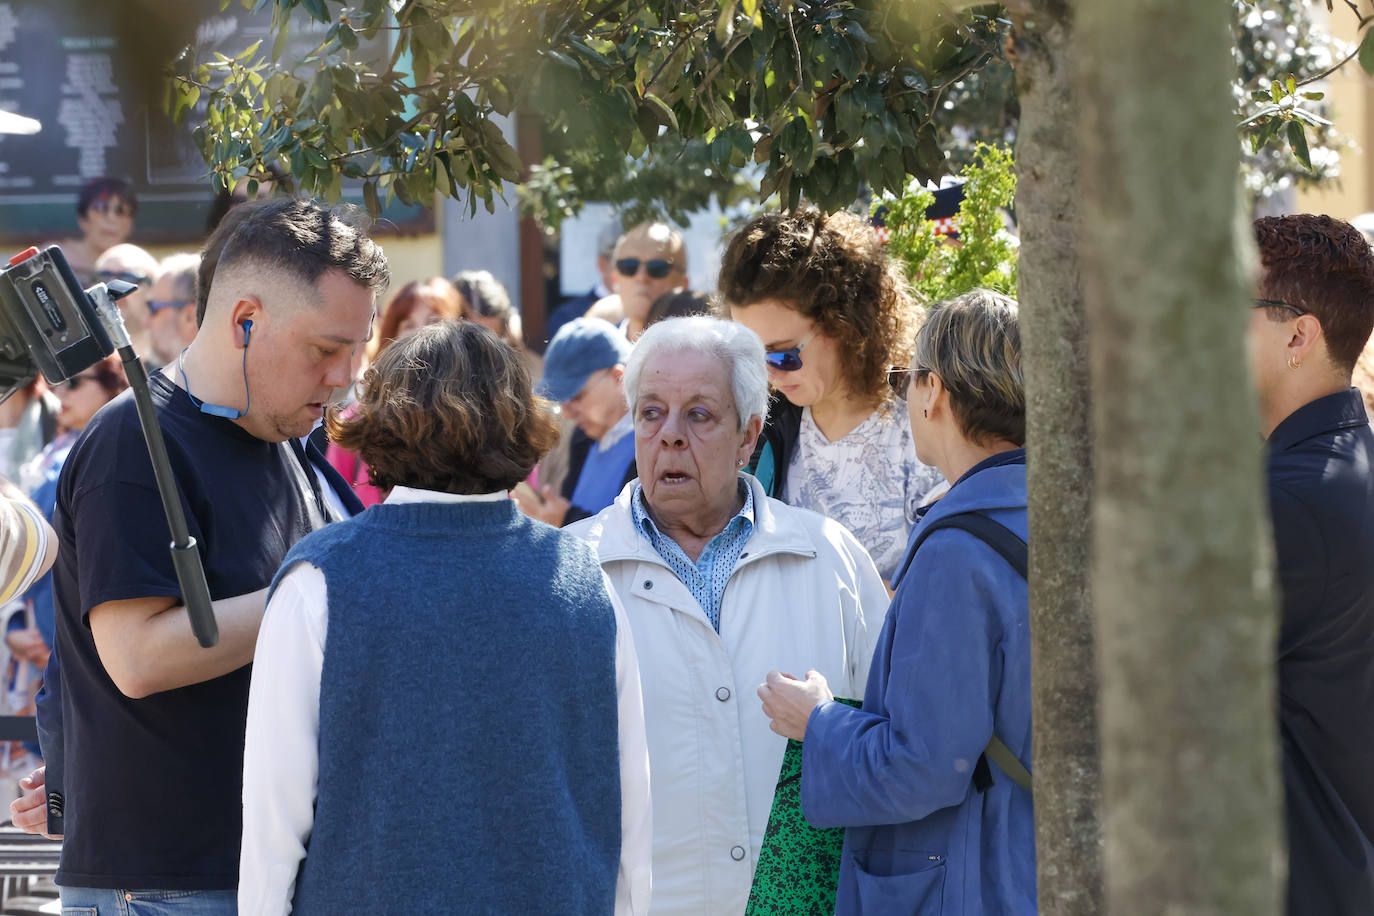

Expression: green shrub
xmin=876 ymin=143 xmax=1018 ymax=305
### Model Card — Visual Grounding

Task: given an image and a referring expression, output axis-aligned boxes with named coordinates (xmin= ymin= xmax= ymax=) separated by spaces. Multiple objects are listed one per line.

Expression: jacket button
xmin=643 ymin=579 xmax=653 ymax=590
xmin=731 ymin=845 xmax=746 ymax=861
xmin=716 ymin=686 xmax=731 ymax=702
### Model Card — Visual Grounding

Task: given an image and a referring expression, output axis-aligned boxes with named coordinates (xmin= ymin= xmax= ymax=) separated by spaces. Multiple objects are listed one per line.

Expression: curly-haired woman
xmin=719 ymin=209 xmax=944 ymax=584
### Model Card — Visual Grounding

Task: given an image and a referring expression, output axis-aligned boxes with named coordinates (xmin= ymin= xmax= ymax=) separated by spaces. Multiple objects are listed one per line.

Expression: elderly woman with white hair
xmin=568 ymin=315 xmax=891 ymax=915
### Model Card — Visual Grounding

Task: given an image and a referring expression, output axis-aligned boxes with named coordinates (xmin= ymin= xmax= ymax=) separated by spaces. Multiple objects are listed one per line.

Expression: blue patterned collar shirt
xmin=631 ymin=477 xmax=755 ymax=633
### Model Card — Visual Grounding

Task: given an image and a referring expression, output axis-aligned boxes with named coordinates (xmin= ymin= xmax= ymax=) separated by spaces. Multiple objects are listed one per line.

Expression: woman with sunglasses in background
xmin=52 ymin=177 xmax=138 ymax=286
xmin=720 ymin=209 xmax=944 ymax=585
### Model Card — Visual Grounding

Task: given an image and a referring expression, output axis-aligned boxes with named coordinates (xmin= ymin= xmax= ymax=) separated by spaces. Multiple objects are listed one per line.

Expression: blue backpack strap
xmin=909 ymin=510 xmax=1028 ymax=578
xmin=907 ymin=511 xmax=1032 ymax=795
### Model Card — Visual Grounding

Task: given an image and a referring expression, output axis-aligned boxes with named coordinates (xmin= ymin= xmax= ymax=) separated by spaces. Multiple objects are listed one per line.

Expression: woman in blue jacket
xmin=759 ymin=289 xmax=1035 ymax=915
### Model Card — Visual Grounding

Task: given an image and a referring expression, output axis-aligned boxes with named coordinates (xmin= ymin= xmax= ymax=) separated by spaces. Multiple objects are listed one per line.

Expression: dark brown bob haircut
xmin=1254 ymin=213 xmax=1374 ymax=374
xmin=327 ymin=320 xmax=559 ymax=494
xmin=718 ymin=208 xmax=918 ymax=405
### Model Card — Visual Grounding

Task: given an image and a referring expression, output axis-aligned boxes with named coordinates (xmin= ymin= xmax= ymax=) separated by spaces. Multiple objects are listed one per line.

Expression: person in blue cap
xmin=514 ymin=317 xmax=638 ymax=526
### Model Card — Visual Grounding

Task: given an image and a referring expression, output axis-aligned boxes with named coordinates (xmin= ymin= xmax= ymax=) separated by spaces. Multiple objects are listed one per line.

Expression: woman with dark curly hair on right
xmin=720 ymin=209 xmax=943 ymax=584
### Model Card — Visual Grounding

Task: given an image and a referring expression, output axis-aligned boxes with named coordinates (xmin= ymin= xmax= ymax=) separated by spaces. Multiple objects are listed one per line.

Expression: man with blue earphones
xmin=14 ymin=198 xmax=387 ymax=915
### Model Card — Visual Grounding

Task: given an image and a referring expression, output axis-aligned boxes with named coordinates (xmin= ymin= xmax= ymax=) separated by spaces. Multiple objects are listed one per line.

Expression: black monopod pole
xmin=91 ymin=283 xmax=217 ymax=647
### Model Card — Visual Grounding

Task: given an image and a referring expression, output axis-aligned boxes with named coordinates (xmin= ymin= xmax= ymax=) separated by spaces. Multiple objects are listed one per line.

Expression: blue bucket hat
xmin=539 ymin=318 xmax=632 ymax=403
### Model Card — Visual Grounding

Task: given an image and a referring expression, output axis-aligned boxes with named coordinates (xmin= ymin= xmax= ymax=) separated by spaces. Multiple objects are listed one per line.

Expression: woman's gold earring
xmin=1288 ymin=356 xmax=1302 ymax=370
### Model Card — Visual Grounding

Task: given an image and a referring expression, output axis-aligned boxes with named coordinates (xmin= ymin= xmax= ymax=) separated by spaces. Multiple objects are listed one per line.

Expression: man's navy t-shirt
xmin=49 ymin=371 xmax=355 ymax=890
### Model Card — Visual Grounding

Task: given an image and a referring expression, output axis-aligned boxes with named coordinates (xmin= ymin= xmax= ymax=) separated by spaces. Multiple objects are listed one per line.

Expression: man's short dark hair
xmin=77 ymin=177 xmax=135 ymax=219
xmin=1255 ymin=214 xmax=1374 ymax=374
xmin=197 ymin=198 xmax=390 ymax=325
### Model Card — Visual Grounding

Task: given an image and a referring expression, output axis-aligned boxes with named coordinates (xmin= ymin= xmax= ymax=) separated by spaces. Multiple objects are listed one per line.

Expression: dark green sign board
xmin=0 ymin=0 xmax=429 ymax=248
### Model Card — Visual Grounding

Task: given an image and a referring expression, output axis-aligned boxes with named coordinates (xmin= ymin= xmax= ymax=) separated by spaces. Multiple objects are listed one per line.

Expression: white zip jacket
xmin=568 ymin=474 xmax=891 ymax=915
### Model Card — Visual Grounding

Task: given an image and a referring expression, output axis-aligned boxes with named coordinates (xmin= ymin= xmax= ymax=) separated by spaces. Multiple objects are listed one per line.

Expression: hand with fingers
xmin=9 ymin=766 xmax=60 ymax=839
xmin=758 ymin=668 xmax=834 ymax=741
xmin=511 ymin=483 xmax=571 ymax=528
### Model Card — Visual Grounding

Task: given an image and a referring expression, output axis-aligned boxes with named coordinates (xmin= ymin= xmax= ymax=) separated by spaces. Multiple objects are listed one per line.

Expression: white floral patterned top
xmin=785 ymin=402 xmax=945 ymax=583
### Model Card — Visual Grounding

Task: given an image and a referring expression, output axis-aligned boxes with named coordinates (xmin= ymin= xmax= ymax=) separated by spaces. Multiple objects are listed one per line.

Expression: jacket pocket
xmin=851 ymin=850 xmax=946 ymax=915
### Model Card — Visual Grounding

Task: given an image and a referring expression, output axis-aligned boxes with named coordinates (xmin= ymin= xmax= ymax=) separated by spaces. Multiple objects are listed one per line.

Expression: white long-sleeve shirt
xmin=239 ymin=486 xmax=652 ymax=915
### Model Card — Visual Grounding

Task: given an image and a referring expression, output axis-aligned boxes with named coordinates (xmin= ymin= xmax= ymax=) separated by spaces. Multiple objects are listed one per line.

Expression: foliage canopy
xmin=172 ymin=0 xmax=1008 ymax=220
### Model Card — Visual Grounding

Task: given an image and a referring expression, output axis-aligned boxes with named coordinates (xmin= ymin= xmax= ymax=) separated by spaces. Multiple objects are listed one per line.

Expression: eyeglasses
xmin=887 ymin=366 xmax=932 ymax=401
xmin=764 ymin=331 xmax=817 ymax=372
xmin=148 ymin=299 xmax=192 ymax=314
xmin=1252 ymin=298 xmax=1308 ymax=317
xmin=89 ymin=198 xmax=135 ymax=217
xmin=615 ymin=257 xmax=676 ymax=279
xmin=98 ymin=269 xmax=149 ymax=287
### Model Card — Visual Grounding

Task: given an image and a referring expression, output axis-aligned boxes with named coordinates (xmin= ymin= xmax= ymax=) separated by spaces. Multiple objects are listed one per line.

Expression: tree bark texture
xmin=1006 ymin=1 xmax=1104 ymax=912
xmin=1076 ymin=0 xmax=1283 ymax=912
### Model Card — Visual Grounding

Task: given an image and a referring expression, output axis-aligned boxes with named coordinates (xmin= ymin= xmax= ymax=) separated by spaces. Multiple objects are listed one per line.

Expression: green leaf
xmin=1288 ymin=121 xmax=1312 ymax=170
xmin=300 ymin=0 xmax=328 ymax=24
xmin=235 ymin=39 xmax=262 ymax=62
xmin=841 ymin=20 xmax=875 ymax=44
xmin=1285 ymin=73 xmax=1296 ymax=94
xmin=363 ymin=180 xmax=381 ymax=218
xmin=835 ymin=88 xmax=864 ymax=138
xmin=715 ymin=2 xmax=736 ymax=45
xmin=1362 ymin=29 xmax=1374 ymax=74
xmin=324 ymin=169 xmax=343 ymax=204
xmin=641 ymin=93 xmax=679 ymax=132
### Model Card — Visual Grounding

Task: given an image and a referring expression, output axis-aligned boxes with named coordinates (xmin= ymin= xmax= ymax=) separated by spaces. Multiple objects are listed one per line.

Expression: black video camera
xmin=0 ymin=243 xmax=217 ymax=649
xmin=0 ymin=245 xmax=119 ymax=404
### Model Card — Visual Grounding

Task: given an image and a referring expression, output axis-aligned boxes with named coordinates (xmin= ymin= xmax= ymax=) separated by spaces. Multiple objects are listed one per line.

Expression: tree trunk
xmin=1076 ymin=0 xmax=1283 ymax=911
xmin=1006 ymin=1 xmax=1104 ymax=912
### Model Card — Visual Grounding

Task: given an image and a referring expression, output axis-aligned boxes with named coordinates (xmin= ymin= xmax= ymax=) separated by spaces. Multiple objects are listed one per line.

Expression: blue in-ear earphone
xmin=178 ymin=318 xmax=253 ymax=420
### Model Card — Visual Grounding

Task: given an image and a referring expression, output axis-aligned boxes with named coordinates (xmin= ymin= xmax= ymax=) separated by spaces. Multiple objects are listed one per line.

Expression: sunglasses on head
xmin=887 ymin=366 xmax=932 ymax=402
xmin=148 ymin=299 xmax=192 ymax=315
xmin=615 ymin=257 xmax=675 ymax=279
xmin=98 ymin=269 xmax=149 ymax=287
xmin=764 ymin=331 xmax=817 ymax=373
xmin=1252 ymin=297 xmax=1308 ymax=317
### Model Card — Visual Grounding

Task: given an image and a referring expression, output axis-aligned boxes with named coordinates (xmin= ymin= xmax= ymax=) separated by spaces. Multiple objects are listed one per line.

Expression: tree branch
xmin=1294 ymin=39 xmax=1362 ymax=88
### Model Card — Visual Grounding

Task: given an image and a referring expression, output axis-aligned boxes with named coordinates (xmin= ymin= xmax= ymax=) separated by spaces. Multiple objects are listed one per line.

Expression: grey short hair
xmin=912 ymin=288 xmax=1024 ymax=447
xmin=625 ymin=316 xmax=769 ymax=433
xmin=158 ymin=252 xmax=201 ymax=304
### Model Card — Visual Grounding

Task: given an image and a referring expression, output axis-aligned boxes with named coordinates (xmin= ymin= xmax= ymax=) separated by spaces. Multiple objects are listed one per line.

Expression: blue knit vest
xmin=275 ymin=498 xmax=622 ymax=916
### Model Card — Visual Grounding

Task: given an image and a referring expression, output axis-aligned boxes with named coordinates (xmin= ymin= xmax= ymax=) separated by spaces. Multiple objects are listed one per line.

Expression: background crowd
xmin=0 ymin=177 xmax=1366 ymax=916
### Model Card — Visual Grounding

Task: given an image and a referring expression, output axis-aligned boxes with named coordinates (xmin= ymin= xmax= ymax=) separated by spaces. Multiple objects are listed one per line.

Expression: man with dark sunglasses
xmin=145 ymin=253 xmax=201 ymax=367
xmin=610 ymin=222 xmax=688 ymax=343
xmin=1249 ymin=214 xmax=1374 ymax=914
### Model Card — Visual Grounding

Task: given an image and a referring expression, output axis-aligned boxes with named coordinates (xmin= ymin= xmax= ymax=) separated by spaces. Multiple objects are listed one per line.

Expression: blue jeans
xmin=59 ymin=887 xmax=236 ymax=916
